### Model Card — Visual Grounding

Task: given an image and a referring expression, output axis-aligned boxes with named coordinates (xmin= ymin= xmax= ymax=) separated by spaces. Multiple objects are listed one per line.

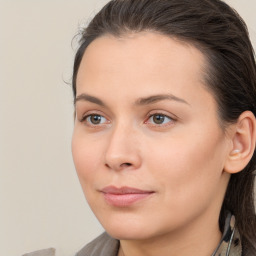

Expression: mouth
xmin=100 ymin=186 xmax=155 ymax=207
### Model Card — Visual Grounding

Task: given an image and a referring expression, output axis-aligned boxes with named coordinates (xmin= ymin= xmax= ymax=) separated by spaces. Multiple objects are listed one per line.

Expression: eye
xmin=83 ymin=114 xmax=108 ymax=125
xmin=146 ymin=113 xmax=174 ymax=125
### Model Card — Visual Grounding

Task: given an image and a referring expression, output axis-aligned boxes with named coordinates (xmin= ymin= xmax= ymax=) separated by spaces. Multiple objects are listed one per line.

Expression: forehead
xmin=76 ymin=32 xmax=210 ymax=104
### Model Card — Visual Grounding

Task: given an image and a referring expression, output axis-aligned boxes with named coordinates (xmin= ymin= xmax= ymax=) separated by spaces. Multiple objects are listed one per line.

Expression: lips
xmin=101 ymin=186 xmax=154 ymax=207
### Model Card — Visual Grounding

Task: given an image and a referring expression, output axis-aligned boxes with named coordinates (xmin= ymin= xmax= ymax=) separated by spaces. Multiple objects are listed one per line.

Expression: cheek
xmin=146 ymin=127 xmax=227 ymax=202
xmin=141 ymin=131 xmax=227 ymax=231
xmin=71 ymin=131 xmax=100 ymax=186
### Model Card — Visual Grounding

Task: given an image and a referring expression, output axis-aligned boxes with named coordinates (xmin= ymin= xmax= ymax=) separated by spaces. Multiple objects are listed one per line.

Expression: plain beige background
xmin=0 ymin=1 xmax=255 ymax=256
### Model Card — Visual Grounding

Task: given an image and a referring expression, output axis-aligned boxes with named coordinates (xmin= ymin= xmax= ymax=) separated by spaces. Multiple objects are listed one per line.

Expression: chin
xmin=106 ymin=227 xmax=153 ymax=241
xmin=97 ymin=214 xmax=164 ymax=241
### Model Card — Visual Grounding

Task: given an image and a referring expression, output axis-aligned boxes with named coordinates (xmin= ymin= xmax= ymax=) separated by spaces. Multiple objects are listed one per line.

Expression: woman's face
xmin=72 ymin=32 xmax=231 ymax=240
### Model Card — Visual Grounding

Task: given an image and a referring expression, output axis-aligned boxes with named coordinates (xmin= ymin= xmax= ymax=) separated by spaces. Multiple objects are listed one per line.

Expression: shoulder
xmin=22 ymin=248 xmax=55 ymax=256
xmin=75 ymin=232 xmax=119 ymax=256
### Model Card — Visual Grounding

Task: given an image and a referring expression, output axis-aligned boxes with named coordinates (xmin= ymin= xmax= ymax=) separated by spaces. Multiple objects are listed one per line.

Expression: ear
xmin=224 ymin=111 xmax=256 ymax=174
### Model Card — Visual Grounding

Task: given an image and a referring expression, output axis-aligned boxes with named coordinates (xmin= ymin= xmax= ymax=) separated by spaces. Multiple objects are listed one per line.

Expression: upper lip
xmin=101 ymin=186 xmax=154 ymax=195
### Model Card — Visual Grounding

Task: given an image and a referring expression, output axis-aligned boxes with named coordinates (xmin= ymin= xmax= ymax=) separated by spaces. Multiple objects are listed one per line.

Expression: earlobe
xmin=224 ymin=111 xmax=256 ymax=174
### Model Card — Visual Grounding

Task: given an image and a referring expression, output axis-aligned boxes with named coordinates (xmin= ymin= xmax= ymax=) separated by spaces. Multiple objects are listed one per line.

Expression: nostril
xmin=105 ymin=162 xmax=131 ymax=169
xmin=105 ymin=159 xmax=135 ymax=170
xmin=121 ymin=163 xmax=132 ymax=167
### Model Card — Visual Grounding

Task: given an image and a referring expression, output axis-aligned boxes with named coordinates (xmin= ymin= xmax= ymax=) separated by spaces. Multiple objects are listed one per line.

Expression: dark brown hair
xmin=72 ymin=0 xmax=256 ymax=253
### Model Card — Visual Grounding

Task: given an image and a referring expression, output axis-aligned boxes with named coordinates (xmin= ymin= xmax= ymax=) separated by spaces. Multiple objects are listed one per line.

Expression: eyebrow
xmin=74 ymin=93 xmax=190 ymax=107
xmin=135 ymin=94 xmax=190 ymax=106
xmin=75 ymin=93 xmax=105 ymax=106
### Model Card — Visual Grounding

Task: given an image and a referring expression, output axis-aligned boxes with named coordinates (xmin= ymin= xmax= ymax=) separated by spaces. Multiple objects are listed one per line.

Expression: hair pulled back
xmin=72 ymin=0 xmax=256 ymax=253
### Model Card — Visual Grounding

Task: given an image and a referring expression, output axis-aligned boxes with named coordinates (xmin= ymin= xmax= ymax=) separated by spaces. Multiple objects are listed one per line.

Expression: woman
xmin=72 ymin=0 xmax=256 ymax=255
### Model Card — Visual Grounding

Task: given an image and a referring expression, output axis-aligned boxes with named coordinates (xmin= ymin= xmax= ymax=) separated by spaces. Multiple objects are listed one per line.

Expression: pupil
xmin=153 ymin=115 xmax=164 ymax=124
xmin=91 ymin=115 xmax=101 ymax=124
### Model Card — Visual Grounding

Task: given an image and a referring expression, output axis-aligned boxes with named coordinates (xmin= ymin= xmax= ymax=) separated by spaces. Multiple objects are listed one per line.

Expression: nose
xmin=104 ymin=123 xmax=142 ymax=171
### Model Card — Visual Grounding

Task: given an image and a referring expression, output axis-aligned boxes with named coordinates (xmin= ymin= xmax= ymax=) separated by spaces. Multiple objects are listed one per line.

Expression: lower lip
xmin=103 ymin=193 xmax=154 ymax=207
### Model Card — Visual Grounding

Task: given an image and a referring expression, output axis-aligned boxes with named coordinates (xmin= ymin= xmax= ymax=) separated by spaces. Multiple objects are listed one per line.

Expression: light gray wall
xmin=0 ymin=1 xmax=255 ymax=256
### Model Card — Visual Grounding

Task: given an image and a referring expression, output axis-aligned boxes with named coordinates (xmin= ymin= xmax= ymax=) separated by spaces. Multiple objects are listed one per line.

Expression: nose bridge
xmin=104 ymin=119 xmax=141 ymax=170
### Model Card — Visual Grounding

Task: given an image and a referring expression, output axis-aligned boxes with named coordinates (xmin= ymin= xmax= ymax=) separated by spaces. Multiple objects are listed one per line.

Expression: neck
xmin=118 ymin=210 xmax=222 ymax=256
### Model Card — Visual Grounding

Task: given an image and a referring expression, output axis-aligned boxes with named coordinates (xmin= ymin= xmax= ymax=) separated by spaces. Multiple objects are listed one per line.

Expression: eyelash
xmin=79 ymin=112 xmax=176 ymax=128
